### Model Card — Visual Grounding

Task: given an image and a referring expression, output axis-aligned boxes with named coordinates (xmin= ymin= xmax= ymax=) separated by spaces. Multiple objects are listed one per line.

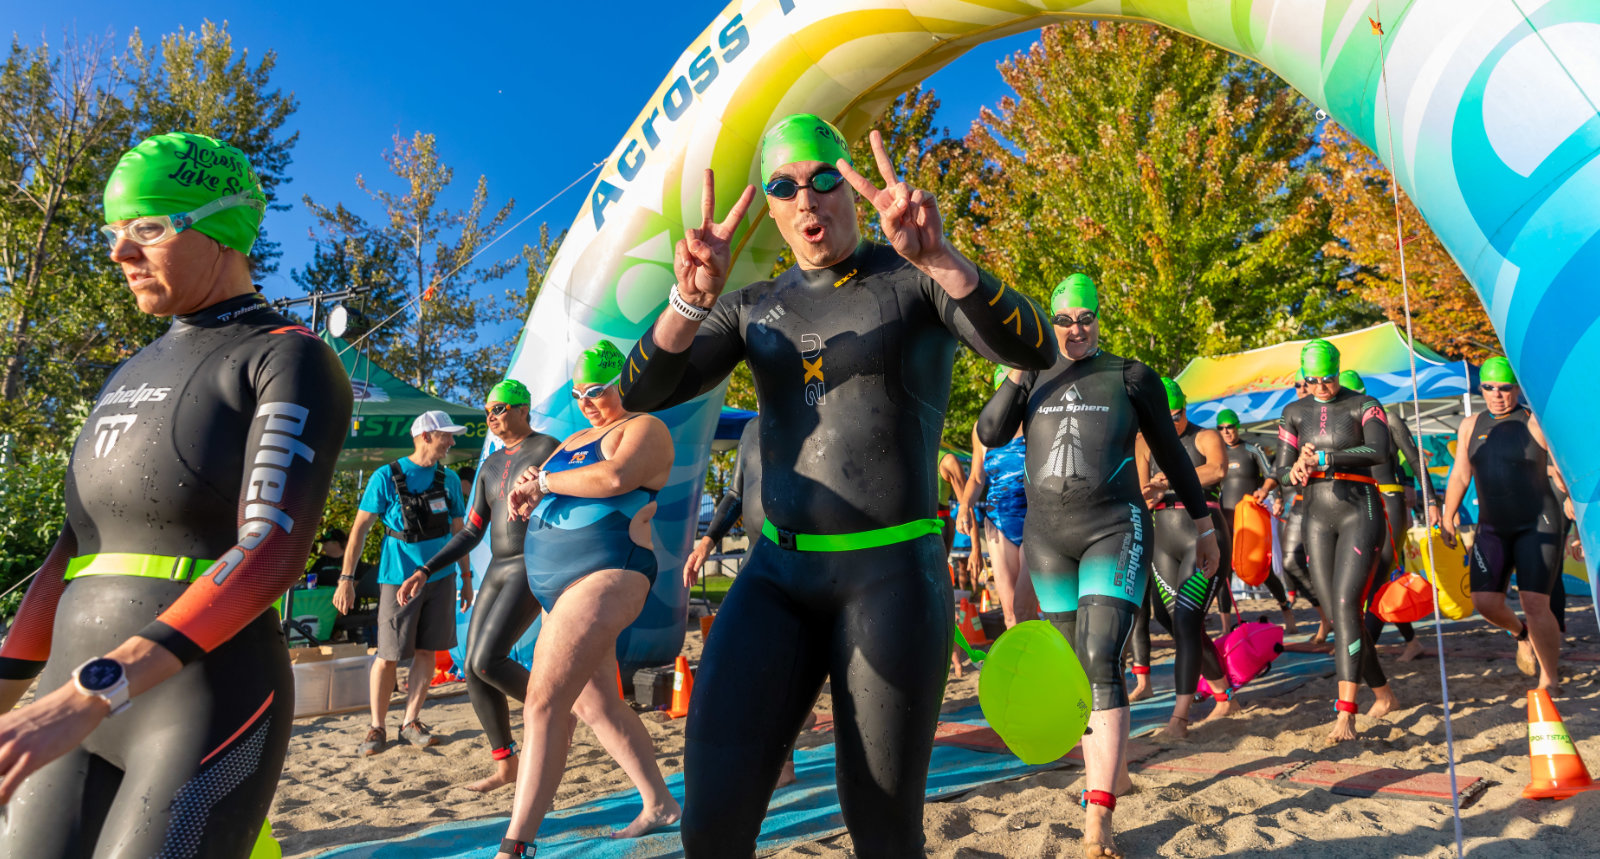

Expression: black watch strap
xmin=500 ymin=838 xmax=535 ymax=857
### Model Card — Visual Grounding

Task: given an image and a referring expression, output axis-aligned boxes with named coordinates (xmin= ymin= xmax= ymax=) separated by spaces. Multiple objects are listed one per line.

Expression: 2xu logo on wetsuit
xmin=92 ymin=383 xmax=173 ymax=458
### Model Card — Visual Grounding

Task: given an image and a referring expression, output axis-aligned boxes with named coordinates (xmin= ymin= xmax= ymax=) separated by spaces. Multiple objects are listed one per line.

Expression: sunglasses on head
xmin=1303 ymin=375 xmax=1338 ymax=385
xmin=1051 ymin=312 xmax=1098 ymax=328
xmin=1481 ymin=383 xmax=1516 ymax=393
xmin=571 ymin=383 xmax=611 ymax=400
xmin=764 ymin=169 xmax=844 ymax=201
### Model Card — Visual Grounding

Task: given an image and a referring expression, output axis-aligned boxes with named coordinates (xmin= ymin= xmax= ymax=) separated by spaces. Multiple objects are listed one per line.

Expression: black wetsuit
xmin=416 ymin=431 xmax=559 ymax=760
xmin=705 ymin=419 xmax=763 ymax=542
xmin=977 ymin=349 xmax=1209 ymax=711
xmin=1221 ymin=439 xmax=1291 ymax=610
xmin=0 ymin=294 xmax=350 ymax=858
xmin=1276 ymin=388 xmax=1390 ymax=691
xmin=620 ymin=241 xmax=1053 ymax=857
xmin=1364 ymin=407 xmax=1433 ymax=644
xmin=1280 ymin=492 xmax=1318 ymax=606
xmin=1466 ymin=407 xmax=1563 ymax=597
xmin=1133 ymin=423 xmax=1228 ymax=696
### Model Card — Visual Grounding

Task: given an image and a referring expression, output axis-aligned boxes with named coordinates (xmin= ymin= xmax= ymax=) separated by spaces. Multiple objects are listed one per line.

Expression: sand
xmin=272 ymin=596 xmax=1600 ymax=858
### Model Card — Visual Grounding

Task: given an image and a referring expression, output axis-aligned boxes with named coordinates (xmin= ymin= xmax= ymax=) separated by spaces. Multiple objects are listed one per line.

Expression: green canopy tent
xmin=322 ymin=332 xmax=489 ymax=470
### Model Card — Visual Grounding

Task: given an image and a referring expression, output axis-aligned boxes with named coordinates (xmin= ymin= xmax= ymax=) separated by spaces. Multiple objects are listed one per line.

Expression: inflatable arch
xmin=485 ymin=0 xmax=1600 ymax=668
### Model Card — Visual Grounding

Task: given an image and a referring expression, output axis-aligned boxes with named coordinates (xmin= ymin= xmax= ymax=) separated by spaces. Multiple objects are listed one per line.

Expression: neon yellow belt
xmin=1378 ymin=484 xmax=1405 ymax=494
xmin=64 ymin=553 xmax=217 ymax=582
xmin=762 ymin=518 xmax=944 ymax=552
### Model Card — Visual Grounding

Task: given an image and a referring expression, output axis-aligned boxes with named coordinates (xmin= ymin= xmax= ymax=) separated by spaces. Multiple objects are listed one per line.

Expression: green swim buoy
xmin=251 ymin=820 xmax=281 ymax=859
xmin=973 ymin=620 xmax=1092 ymax=764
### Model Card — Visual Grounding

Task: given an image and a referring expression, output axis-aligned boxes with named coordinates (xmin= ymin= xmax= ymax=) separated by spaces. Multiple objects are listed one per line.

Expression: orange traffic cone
xmin=1523 ymin=688 xmax=1598 ymax=799
xmin=980 ymin=588 xmax=992 ymax=613
xmin=666 ymin=655 xmax=694 ymax=719
xmin=956 ymin=597 xmax=986 ymax=645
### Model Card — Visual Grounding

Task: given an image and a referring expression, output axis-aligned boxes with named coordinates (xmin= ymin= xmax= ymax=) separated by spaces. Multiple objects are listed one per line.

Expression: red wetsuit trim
xmin=201 ymin=691 xmax=275 ymax=765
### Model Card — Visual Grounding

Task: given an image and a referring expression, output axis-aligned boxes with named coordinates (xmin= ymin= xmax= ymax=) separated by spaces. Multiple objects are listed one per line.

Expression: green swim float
xmin=973 ymin=620 xmax=1091 ymax=765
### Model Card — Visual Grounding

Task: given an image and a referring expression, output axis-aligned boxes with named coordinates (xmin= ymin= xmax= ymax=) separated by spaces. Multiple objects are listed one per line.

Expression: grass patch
xmin=692 ymin=573 xmax=736 ymax=605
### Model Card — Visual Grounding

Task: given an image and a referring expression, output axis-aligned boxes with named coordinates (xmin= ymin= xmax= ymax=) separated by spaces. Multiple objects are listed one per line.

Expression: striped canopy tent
xmin=322 ymin=333 xmax=488 ymax=470
xmin=1174 ymin=323 xmax=1473 ymax=433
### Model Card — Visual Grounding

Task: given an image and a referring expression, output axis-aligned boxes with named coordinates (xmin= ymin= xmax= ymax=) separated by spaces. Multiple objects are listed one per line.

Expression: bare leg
xmin=1081 ymin=707 xmax=1128 ymax=858
xmin=467 ymin=757 xmax=518 ymax=793
xmin=1328 ymin=680 xmax=1360 ymax=744
xmin=501 ymin=571 xmax=667 ymax=848
xmin=402 ymin=650 xmax=434 ymax=724
xmin=987 ymin=524 xmax=1036 ymax=627
xmin=1520 ymin=593 xmax=1562 ymax=693
xmin=570 ymin=651 xmax=682 ymax=838
xmin=368 ymin=658 xmax=398 ymax=730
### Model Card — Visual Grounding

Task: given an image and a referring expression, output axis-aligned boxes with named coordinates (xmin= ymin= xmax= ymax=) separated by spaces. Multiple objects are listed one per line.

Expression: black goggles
xmin=1481 ymin=383 xmax=1516 ymax=393
xmin=1051 ymin=312 xmax=1097 ymax=328
xmin=764 ymin=169 xmax=844 ymax=200
xmin=1303 ymin=374 xmax=1338 ymax=385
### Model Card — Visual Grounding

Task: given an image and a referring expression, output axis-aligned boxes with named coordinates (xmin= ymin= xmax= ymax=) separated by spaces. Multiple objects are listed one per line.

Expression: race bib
xmin=428 ymin=497 xmax=448 ymax=514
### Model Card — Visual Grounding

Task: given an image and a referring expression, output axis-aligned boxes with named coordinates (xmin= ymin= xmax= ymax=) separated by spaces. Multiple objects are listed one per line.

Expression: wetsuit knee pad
xmin=1073 ymin=598 xmax=1138 ymax=710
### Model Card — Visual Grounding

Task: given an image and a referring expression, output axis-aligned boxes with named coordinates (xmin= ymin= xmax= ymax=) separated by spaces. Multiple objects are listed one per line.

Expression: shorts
xmin=1469 ymin=520 xmax=1562 ymax=597
xmin=377 ymin=577 xmax=458 ymax=662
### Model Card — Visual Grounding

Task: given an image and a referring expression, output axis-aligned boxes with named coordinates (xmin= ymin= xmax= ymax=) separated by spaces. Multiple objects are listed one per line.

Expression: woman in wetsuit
xmin=0 ymin=134 xmax=351 ymax=857
xmin=1215 ymin=408 xmax=1298 ymax=631
xmin=408 ymin=379 xmax=559 ymax=792
xmin=1442 ymin=357 xmax=1565 ymax=693
xmin=619 ymin=117 xmax=1054 ymax=856
xmin=493 ymin=343 xmax=680 ymax=855
xmin=1275 ymin=340 xmax=1399 ymax=743
xmin=958 ymin=367 xmax=1037 ymax=628
xmin=1131 ymin=378 xmax=1236 ymax=734
xmin=1260 ymin=373 xmax=1333 ymax=644
xmin=979 ymin=273 xmax=1218 ymax=859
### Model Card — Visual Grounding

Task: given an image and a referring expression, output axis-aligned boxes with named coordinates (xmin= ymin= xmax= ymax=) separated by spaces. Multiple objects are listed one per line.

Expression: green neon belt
xmin=64 ymin=553 xmax=217 ymax=582
xmin=761 ymin=518 xmax=944 ymax=552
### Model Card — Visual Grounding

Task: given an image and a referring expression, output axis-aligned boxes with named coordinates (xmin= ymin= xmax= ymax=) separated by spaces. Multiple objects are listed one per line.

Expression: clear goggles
xmin=100 ymin=187 xmax=265 ymax=249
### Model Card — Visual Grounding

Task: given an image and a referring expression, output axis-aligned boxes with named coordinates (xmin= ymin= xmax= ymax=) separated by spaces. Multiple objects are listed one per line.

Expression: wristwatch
xmin=72 ymin=657 xmax=131 ymax=717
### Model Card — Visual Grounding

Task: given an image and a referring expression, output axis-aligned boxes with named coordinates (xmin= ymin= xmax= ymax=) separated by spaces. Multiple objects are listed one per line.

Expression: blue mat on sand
xmin=312 ymin=646 xmax=1335 ymax=858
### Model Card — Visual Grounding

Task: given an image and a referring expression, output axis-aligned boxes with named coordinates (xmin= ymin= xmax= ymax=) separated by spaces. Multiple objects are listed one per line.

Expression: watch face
xmin=79 ymin=658 xmax=123 ymax=692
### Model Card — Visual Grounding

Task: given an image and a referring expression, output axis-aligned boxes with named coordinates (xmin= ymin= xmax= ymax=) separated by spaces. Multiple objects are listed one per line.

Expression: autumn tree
xmin=1316 ymin=122 xmax=1499 ymax=360
xmin=963 ymin=22 xmax=1376 ymax=376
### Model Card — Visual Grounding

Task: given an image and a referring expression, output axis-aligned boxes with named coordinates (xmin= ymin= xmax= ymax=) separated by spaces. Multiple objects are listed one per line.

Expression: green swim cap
xmin=103 ymin=132 xmax=266 ymax=255
xmin=759 ymin=114 xmax=852 ymax=185
xmin=1481 ymin=356 xmax=1517 ymax=386
xmin=1050 ymin=273 xmax=1098 ymax=315
xmin=1338 ymin=369 xmax=1365 ymax=392
xmin=575 ymin=340 xmax=626 ymax=386
xmin=1300 ymin=339 xmax=1340 ymax=378
xmin=1216 ymin=408 xmax=1239 ymax=427
xmin=1161 ymin=377 xmax=1186 ymax=411
xmin=487 ymin=379 xmax=531 ymax=406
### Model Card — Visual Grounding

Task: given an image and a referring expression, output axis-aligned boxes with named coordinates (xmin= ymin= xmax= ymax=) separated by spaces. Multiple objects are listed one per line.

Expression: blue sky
xmin=17 ymin=3 xmax=1037 ymax=324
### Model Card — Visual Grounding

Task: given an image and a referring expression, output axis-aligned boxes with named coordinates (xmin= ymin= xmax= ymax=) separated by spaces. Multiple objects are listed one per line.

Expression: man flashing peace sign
xmin=622 ymin=113 xmax=1054 ymax=857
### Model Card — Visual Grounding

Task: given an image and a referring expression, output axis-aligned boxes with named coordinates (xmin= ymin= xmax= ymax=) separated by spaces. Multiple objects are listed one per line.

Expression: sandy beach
xmin=272 ymin=595 xmax=1600 ymax=858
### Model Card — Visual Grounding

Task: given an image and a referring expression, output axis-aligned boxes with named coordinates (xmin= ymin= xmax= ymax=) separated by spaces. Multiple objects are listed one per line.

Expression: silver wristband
xmin=538 ymin=470 xmax=552 ymax=495
xmin=669 ymin=285 xmax=710 ymax=322
xmin=1197 ymin=528 xmax=1216 ymax=539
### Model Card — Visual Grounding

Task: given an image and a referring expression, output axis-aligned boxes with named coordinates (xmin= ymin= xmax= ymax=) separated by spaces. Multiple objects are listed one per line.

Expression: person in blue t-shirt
xmin=334 ymin=409 xmax=472 ymax=755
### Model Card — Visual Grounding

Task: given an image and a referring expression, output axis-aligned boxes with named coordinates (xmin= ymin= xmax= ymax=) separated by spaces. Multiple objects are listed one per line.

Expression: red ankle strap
xmin=1335 ymin=699 xmax=1358 ymax=714
xmin=500 ymin=838 xmax=535 ymax=857
xmin=1131 ymin=665 xmax=1150 ymax=676
xmin=1080 ymin=789 xmax=1117 ymax=810
xmin=491 ymin=743 xmax=518 ymax=761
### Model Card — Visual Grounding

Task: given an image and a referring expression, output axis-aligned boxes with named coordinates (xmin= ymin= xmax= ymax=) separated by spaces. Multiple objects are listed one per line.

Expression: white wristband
xmin=1197 ymin=528 xmax=1216 ymax=539
xmin=669 ymin=286 xmax=710 ymax=322
xmin=538 ymin=470 xmax=552 ymax=495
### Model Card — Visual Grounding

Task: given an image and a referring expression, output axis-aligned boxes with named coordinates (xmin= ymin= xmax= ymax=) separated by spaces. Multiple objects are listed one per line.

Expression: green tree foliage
xmin=963 ymin=22 xmax=1375 ymax=376
xmin=303 ymin=132 xmax=521 ymax=401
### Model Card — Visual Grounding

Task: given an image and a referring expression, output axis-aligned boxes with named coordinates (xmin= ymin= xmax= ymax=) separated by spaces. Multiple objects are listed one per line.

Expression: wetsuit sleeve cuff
xmin=136 ymin=622 xmax=205 ymax=666
xmin=0 ymin=656 xmax=46 ymax=681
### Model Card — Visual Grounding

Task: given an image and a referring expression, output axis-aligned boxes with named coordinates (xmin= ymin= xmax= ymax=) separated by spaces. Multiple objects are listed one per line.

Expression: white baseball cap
xmin=411 ymin=409 xmax=467 ymax=436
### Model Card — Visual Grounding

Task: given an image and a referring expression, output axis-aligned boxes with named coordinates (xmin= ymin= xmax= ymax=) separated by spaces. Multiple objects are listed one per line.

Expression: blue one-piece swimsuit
xmin=523 ymin=416 xmax=660 ymax=611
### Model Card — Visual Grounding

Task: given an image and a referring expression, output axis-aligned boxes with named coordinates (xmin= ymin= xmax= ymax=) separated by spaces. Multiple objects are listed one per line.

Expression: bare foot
xmin=1326 ymin=712 xmax=1359 ymax=745
xmin=1154 ymin=715 xmax=1190 ymax=741
xmin=465 ymin=764 xmax=517 ymax=793
xmin=1537 ymin=679 xmax=1564 ymax=698
xmin=1113 ymin=772 xmax=1134 ymax=796
xmin=1312 ymin=621 xmax=1332 ymax=645
xmin=1281 ymin=610 xmax=1298 ymax=635
xmin=611 ymin=800 xmax=683 ymax=839
xmin=1367 ymin=686 xmax=1398 ymax=720
xmin=1082 ymin=805 xmax=1122 ymax=859
xmin=1128 ymin=677 xmax=1153 ymax=702
xmin=1516 ymin=639 xmax=1537 ymax=677
xmin=776 ymin=759 xmax=797 ymax=789
xmin=1398 ymin=639 xmax=1424 ymax=662
xmin=1202 ymin=698 xmax=1237 ymax=722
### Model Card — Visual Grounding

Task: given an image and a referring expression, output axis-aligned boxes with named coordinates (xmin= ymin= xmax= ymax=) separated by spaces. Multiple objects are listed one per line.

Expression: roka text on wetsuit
xmin=1139 ymin=420 xmax=1229 ymax=697
xmin=1466 ymin=407 xmax=1563 ymax=597
xmin=1275 ymin=387 xmax=1392 ymax=694
xmin=977 ymin=350 xmax=1210 ymax=710
xmin=705 ymin=418 xmax=764 ymax=541
xmin=416 ymin=431 xmax=559 ymax=761
xmin=620 ymin=240 xmax=1053 ymax=855
xmin=0 ymin=294 xmax=350 ymax=856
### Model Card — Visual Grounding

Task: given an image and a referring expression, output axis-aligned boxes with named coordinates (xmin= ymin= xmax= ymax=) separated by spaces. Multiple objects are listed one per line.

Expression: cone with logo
xmin=666 ymin=655 xmax=694 ymax=719
xmin=1523 ymin=688 xmax=1598 ymax=799
xmin=957 ymin=597 xmax=987 ymax=646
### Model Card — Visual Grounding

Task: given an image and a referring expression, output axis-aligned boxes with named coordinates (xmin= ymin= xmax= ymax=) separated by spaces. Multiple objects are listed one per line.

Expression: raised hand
xmin=674 ymin=169 xmax=756 ymax=308
xmin=837 ymin=130 xmax=956 ymax=272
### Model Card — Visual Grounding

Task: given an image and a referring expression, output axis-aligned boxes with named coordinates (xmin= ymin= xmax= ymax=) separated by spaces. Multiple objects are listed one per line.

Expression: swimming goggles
xmin=1302 ymin=374 xmax=1338 ymax=385
xmin=764 ymin=169 xmax=844 ymax=200
xmin=1480 ymin=383 xmax=1516 ymax=393
xmin=1051 ymin=312 xmax=1097 ymax=328
xmin=571 ymin=383 xmax=612 ymax=400
xmin=100 ymin=187 xmax=265 ymax=249
xmin=485 ymin=403 xmax=512 ymax=417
